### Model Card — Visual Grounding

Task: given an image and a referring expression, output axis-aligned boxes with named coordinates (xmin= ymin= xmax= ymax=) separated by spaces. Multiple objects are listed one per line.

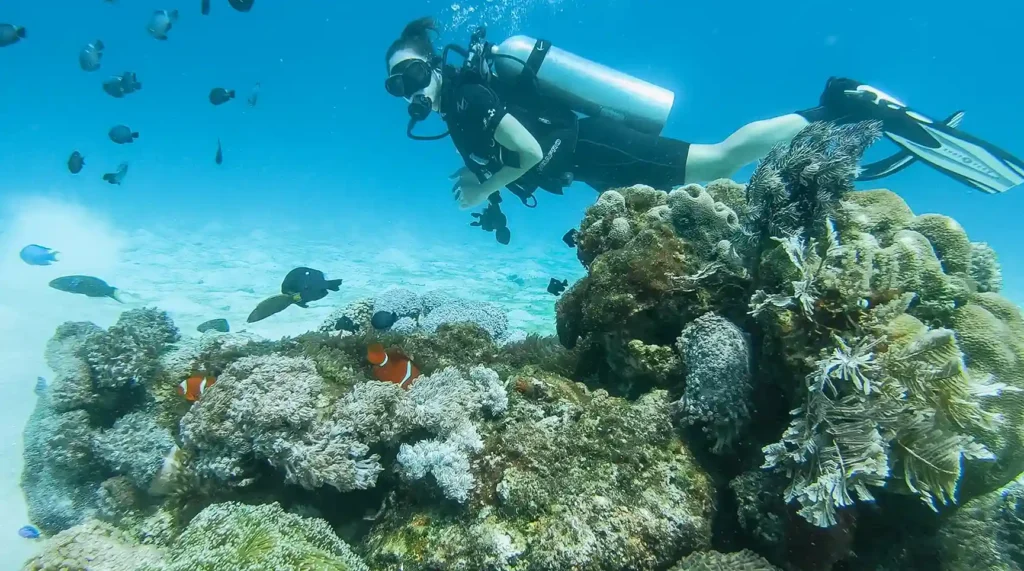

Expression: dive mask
xmin=385 ymin=59 xmax=433 ymax=98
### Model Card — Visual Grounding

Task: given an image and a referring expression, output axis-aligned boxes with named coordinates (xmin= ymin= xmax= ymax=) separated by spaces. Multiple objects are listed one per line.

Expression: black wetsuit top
xmin=440 ymin=80 xmax=692 ymax=198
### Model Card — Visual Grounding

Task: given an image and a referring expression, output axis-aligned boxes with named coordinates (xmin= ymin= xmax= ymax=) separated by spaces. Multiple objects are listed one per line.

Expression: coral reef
xmin=22 ymin=519 xmax=165 ymax=571
xmin=19 ymin=119 xmax=1024 ymax=571
xmin=148 ymin=502 xmax=368 ymax=571
xmin=668 ymin=549 xmax=781 ymax=571
xmin=179 ymin=354 xmax=383 ymax=491
xmin=322 ymin=289 xmax=512 ymax=343
xmin=373 ymin=287 xmax=422 ymax=320
xmin=936 ymin=471 xmax=1024 ymax=571
xmin=675 ymin=312 xmax=753 ymax=453
xmin=93 ymin=412 xmax=175 ymax=490
xmin=968 ymin=241 xmax=1003 ymax=293
xmin=84 ymin=308 xmax=180 ymax=390
xmin=365 ymin=377 xmax=713 ymax=570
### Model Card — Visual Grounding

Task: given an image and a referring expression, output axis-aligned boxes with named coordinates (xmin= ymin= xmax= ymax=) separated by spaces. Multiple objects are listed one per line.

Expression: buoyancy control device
xmin=407 ymin=27 xmax=676 ymax=140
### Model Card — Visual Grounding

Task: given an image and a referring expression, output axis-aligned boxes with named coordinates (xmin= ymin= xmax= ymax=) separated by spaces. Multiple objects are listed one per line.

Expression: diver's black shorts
xmin=570 ymin=116 xmax=691 ymax=192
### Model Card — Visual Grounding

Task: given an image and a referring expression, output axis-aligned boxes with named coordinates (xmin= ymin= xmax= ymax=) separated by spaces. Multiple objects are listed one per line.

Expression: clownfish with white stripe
xmin=177 ymin=373 xmax=216 ymax=401
xmin=367 ymin=343 xmax=420 ymax=389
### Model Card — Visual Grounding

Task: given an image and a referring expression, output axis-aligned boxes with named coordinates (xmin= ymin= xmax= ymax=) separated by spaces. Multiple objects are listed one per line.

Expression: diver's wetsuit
xmin=441 ymin=81 xmax=691 ymax=199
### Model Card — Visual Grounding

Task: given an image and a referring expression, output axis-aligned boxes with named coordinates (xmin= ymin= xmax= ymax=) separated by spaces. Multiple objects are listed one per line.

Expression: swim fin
xmin=831 ymin=80 xmax=1024 ymax=194
xmin=858 ymin=110 xmax=965 ymax=181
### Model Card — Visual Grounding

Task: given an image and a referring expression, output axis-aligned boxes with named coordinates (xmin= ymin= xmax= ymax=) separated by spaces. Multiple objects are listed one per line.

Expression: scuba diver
xmin=385 ymin=17 xmax=1024 ymax=240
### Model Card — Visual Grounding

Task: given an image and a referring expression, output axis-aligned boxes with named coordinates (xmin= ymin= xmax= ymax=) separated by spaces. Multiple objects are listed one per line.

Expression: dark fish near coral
xmin=371 ymin=310 xmax=398 ymax=331
xmin=147 ymin=9 xmax=179 ymax=40
xmin=177 ymin=373 xmax=216 ymax=401
xmin=215 ymin=139 xmax=222 ymax=165
xmin=507 ymin=274 xmax=525 ymax=286
xmin=68 ymin=151 xmax=85 ymax=174
xmin=547 ymin=278 xmax=568 ymax=296
xmin=228 ymin=0 xmax=255 ymax=12
xmin=247 ymin=294 xmax=295 ymax=323
xmin=103 ymin=162 xmax=129 ymax=185
xmin=34 ymin=376 xmax=47 ymax=396
xmin=208 ymin=87 xmax=235 ymax=106
xmin=18 ymin=525 xmax=39 ymax=539
xmin=49 ymin=275 xmax=123 ymax=302
xmin=19 ymin=244 xmax=59 ymax=266
xmin=108 ymin=125 xmax=139 ymax=144
xmin=562 ymin=228 xmax=577 ymax=248
xmin=102 ymin=71 xmax=142 ymax=98
xmin=367 ymin=343 xmax=420 ymax=389
xmin=78 ymin=40 xmax=104 ymax=71
xmin=201 ymin=0 xmax=210 ymax=15
xmin=281 ymin=267 xmax=341 ymax=307
xmin=334 ymin=315 xmax=360 ymax=333
xmin=0 ymin=24 xmax=26 ymax=47
xmin=197 ymin=318 xmax=229 ymax=333
xmin=247 ymin=82 xmax=260 ymax=107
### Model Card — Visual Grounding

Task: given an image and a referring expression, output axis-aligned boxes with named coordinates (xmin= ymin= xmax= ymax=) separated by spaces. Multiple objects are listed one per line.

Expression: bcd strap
xmin=515 ymin=39 xmax=551 ymax=93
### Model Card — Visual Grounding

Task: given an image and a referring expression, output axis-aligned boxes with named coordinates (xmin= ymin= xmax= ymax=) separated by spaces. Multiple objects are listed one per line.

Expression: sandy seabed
xmin=0 ymin=196 xmax=578 ymax=566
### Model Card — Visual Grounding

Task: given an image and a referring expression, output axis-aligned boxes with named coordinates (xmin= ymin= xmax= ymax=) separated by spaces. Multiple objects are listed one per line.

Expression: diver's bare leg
xmin=683 ymin=114 xmax=810 ymax=183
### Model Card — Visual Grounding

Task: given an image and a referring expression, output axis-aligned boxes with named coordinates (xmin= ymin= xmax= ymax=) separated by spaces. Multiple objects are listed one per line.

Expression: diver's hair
xmin=385 ymin=17 xmax=438 ymax=71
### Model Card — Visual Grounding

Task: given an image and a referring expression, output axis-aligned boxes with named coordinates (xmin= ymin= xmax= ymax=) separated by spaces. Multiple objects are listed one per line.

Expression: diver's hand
xmin=450 ymin=167 xmax=490 ymax=210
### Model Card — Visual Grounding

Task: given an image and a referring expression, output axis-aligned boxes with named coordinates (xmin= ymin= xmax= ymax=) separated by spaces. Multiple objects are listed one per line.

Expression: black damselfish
xmin=547 ymin=278 xmax=568 ymax=296
xmin=281 ymin=267 xmax=341 ymax=307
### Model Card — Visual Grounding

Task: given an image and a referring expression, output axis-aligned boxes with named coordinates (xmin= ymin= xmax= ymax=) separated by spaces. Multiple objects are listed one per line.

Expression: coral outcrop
xmin=936 ymin=471 xmax=1024 ymax=571
xmin=19 ymin=119 xmax=1024 ymax=571
xmin=146 ymin=502 xmax=368 ymax=571
xmin=365 ymin=375 xmax=714 ymax=571
xmin=23 ymin=309 xmax=180 ymax=534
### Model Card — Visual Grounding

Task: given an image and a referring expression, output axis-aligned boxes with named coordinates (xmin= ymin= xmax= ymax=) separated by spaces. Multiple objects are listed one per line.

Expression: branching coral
xmin=393 ymin=366 xmax=507 ymax=501
xmin=179 ymin=354 xmax=383 ymax=492
xmin=83 ymin=308 xmax=179 ymax=390
xmin=367 ymin=383 xmax=713 ymax=571
xmin=93 ymin=412 xmax=175 ymax=490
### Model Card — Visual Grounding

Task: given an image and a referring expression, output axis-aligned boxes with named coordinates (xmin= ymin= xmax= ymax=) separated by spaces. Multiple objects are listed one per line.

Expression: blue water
xmin=2 ymin=0 xmax=1024 ymax=564
xmin=2 ymin=1 xmax=1023 ymax=270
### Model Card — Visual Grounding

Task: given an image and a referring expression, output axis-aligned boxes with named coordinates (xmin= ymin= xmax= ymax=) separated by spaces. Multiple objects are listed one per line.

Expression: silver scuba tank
xmin=491 ymin=35 xmax=675 ymax=136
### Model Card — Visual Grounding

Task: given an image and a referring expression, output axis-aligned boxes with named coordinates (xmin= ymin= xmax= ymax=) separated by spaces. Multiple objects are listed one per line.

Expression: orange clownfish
xmin=177 ymin=373 xmax=216 ymax=402
xmin=367 ymin=343 xmax=420 ymax=389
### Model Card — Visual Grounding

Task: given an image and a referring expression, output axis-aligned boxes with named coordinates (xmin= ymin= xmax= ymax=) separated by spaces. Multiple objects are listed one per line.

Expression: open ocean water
xmin=2 ymin=0 xmax=1023 ymax=567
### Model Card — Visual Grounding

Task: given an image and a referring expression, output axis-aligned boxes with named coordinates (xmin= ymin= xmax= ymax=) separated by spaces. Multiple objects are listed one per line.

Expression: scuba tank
xmin=491 ymin=35 xmax=675 ymax=136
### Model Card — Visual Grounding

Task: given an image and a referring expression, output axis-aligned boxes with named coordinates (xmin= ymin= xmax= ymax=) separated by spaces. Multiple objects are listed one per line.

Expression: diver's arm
xmin=472 ymin=115 xmax=544 ymax=198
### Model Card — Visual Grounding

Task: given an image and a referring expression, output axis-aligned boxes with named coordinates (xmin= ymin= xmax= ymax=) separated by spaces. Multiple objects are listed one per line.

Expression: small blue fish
xmin=34 ymin=377 xmax=47 ymax=396
xmin=19 ymin=244 xmax=59 ymax=266
xmin=18 ymin=525 xmax=39 ymax=539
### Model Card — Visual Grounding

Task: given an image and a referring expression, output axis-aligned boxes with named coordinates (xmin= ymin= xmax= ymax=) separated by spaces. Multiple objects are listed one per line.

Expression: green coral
xmin=836 ymin=188 xmax=915 ymax=243
xmin=907 ymin=213 xmax=972 ymax=275
xmin=951 ymin=294 xmax=1024 ymax=494
xmin=149 ymin=502 xmax=368 ymax=571
xmin=365 ymin=376 xmax=713 ymax=570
